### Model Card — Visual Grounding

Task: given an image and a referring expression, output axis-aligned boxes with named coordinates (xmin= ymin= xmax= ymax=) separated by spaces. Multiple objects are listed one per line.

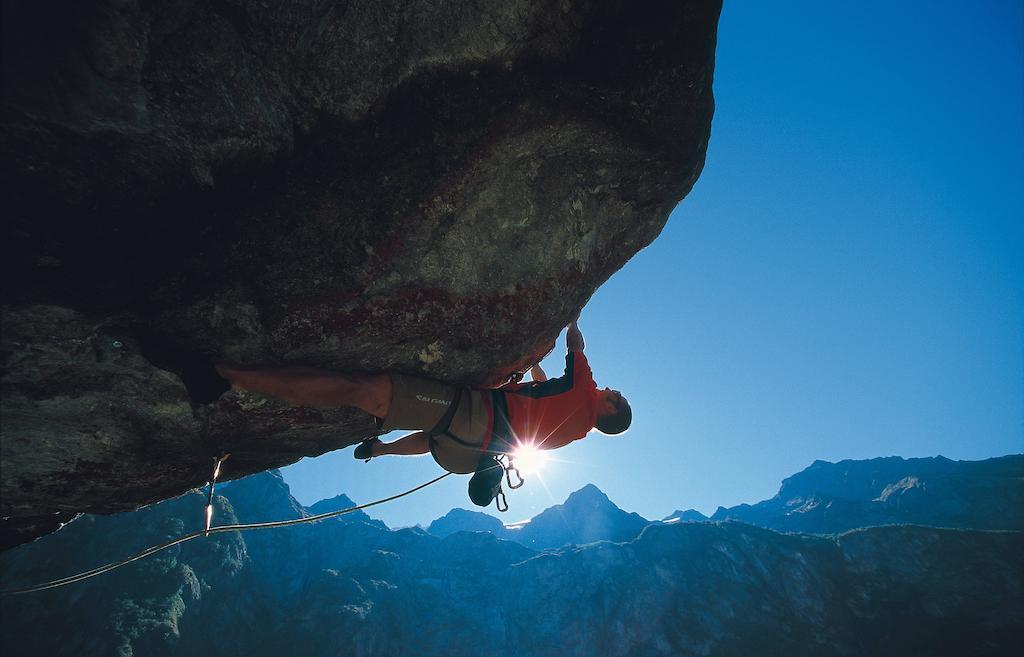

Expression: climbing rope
xmin=1 ymin=471 xmax=452 ymax=596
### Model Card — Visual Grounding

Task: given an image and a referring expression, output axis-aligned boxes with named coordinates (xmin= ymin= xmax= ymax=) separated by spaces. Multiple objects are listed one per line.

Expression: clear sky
xmin=283 ymin=1 xmax=1024 ymax=527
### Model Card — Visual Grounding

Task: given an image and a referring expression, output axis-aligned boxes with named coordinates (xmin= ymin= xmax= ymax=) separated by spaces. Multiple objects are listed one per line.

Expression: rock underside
xmin=0 ymin=0 xmax=720 ymax=548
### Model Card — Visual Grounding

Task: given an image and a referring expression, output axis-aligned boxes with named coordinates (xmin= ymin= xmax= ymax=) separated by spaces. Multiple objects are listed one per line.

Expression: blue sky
xmin=284 ymin=1 xmax=1024 ymax=527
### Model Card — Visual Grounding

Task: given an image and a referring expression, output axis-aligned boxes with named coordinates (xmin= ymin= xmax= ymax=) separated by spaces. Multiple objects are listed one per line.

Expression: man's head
xmin=594 ymin=388 xmax=631 ymax=435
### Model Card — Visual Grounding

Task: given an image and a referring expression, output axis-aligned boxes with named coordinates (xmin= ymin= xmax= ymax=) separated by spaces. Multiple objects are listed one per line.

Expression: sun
xmin=510 ymin=441 xmax=549 ymax=475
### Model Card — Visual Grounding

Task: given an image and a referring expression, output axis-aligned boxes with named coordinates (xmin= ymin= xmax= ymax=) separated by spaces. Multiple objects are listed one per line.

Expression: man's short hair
xmin=595 ymin=395 xmax=631 ymax=435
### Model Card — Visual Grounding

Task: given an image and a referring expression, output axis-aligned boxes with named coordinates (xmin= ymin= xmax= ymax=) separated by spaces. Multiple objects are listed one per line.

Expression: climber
xmin=216 ymin=317 xmax=631 ymax=508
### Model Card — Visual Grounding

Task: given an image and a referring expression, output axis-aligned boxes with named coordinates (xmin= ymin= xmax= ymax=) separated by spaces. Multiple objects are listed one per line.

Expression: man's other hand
xmin=567 ymin=320 xmax=585 ymax=352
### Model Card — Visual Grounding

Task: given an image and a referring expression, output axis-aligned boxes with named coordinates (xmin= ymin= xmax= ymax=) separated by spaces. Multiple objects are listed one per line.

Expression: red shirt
xmin=499 ymin=351 xmax=598 ymax=450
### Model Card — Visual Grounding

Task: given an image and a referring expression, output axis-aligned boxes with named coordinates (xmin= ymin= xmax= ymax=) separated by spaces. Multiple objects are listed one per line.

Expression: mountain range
xmin=706 ymin=455 xmax=1024 ymax=533
xmin=427 ymin=483 xmax=650 ymax=550
xmin=2 ymin=454 xmax=1021 ymax=656
xmin=426 ymin=455 xmax=1024 ymax=547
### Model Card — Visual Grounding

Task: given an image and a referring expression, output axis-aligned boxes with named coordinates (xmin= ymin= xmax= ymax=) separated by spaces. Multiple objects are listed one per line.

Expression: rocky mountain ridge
xmin=427 ymin=482 xmax=651 ymax=549
xmin=708 ymin=454 xmax=1024 ymax=533
xmin=423 ymin=454 xmax=1024 ymax=548
xmin=2 ymin=456 xmax=1021 ymax=656
xmin=663 ymin=509 xmax=709 ymax=523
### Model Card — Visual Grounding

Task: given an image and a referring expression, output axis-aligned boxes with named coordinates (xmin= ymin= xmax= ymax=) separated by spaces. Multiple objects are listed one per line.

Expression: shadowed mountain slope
xmin=2 ymin=464 xmax=1019 ymax=657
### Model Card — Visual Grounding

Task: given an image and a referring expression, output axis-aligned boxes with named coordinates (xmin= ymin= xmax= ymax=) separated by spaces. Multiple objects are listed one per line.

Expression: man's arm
xmin=566 ymin=320 xmax=585 ymax=352
xmin=510 ymin=323 xmax=587 ymax=397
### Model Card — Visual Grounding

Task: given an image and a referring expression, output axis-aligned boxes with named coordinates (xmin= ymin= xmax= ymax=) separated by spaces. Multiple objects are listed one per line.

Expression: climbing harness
xmin=423 ymin=390 xmax=522 ymax=512
xmin=0 ymin=471 xmax=452 ymax=596
xmin=423 ymin=389 xmax=465 ymax=454
xmin=423 ymin=356 xmax=552 ymax=512
xmin=464 ymin=389 xmax=529 ymax=512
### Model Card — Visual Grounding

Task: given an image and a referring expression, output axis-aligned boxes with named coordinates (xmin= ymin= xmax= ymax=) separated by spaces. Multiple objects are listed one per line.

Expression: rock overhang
xmin=1 ymin=0 xmax=722 ymax=548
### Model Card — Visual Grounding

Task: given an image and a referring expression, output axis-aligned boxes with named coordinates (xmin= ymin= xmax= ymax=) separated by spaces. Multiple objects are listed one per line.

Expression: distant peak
xmin=224 ymin=468 xmax=292 ymax=495
xmin=219 ymin=468 xmax=306 ymax=523
xmin=664 ymin=509 xmax=708 ymax=522
xmin=566 ymin=484 xmax=611 ymax=504
xmin=307 ymin=493 xmax=358 ymax=516
xmin=440 ymin=507 xmax=483 ymax=518
xmin=426 ymin=507 xmax=506 ymax=538
xmin=245 ymin=468 xmax=287 ymax=483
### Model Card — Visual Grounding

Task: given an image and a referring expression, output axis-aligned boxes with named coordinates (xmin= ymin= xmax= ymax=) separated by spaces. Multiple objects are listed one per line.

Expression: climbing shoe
xmin=468 ymin=456 xmax=504 ymax=507
xmin=354 ymin=437 xmax=382 ymax=461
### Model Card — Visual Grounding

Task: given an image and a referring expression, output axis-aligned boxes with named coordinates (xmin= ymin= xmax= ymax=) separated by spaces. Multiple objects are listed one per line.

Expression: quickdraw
xmin=489 ymin=453 xmax=524 ymax=513
xmin=204 ymin=453 xmax=230 ymax=536
xmin=500 ymin=454 xmax=524 ymax=490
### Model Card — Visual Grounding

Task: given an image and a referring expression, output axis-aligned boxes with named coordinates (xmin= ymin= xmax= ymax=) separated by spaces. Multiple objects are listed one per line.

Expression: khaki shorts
xmin=382 ymin=374 xmax=458 ymax=432
xmin=382 ymin=374 xmax=491 ymax=474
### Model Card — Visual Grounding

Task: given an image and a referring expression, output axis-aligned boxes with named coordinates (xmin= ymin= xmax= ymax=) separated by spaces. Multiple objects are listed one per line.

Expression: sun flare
xmin=511 ymin=442 xmax=549 ymax=475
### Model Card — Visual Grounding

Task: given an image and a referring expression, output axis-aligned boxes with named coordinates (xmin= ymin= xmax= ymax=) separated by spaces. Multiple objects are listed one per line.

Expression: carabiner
xmin=504 ymin=456 xmax=524 ymax=490
xmin=495 ymin=489 xmax=509 ymax=513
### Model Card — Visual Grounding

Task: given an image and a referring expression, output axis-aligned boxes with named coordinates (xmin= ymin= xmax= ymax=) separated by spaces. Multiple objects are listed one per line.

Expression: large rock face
xmin=0 ymin=0 xmax=721 ymax=547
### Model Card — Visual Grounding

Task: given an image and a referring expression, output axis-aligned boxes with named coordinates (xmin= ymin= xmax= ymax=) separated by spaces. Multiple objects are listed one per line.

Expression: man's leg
xmin=372 ymin=431 xmax=430 ymax=457
xmin=356 ymin=431 xmax=430 ymax=460
xmin=216 ymin=365 xmax=392 ymax=418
